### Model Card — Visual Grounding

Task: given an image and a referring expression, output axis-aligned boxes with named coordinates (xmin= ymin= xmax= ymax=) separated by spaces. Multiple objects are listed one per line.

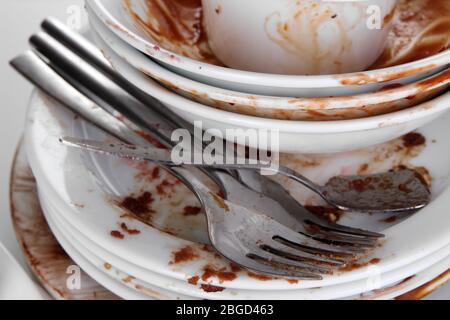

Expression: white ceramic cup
xmin=202 ymin=0 xmax=398 ymax=75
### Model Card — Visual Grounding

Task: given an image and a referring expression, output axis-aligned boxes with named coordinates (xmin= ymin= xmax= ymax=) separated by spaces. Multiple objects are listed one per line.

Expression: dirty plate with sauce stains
xmin=34 ymin=188 xmax=450 ymax=299
xmin=38 ymin=184 xmax=450 ymax=300
xmin=86 ymin=0 xmax=450 ymax=97
xmin=78 ymin=11 xmax=450 ymax=153
xmin=88 ymin=11 xmax=450 ymax=121
xmin=14 ymin=138 xmax=449 ymax=300
xmin=74 ymin=34 xmax=450 ymax=153
xmin=24 ymin=90 xmax=450 ymax=298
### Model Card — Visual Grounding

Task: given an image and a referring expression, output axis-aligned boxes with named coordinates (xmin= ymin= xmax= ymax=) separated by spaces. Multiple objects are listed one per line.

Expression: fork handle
xmin=42 ymin=17 xmax=238 ymax=174
xmin=12 ymin=50 xmax=219 ymax=202
xmin=10 ymin=51 xmax=148 ymax=146
xmin=41 ymin=17 xmax=194 ymax=142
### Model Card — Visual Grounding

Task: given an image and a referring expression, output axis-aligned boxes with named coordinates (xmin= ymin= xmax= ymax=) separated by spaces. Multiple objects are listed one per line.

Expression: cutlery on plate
xmin=10 ymin=51 xmax=371 ymax=279
xmin=32 ymin=18 xmax=384 ymax=241
xmin=38 ymin=18 xmax=430 ymax=214
xmin=60 ymin=136 xmax=431 ymax=213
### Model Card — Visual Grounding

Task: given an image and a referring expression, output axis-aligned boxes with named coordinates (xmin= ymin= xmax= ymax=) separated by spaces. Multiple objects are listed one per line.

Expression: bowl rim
xmin=90 ymin=11 xmax=450 ymax=111
xmin=88 ymin=0 xmax=450 ymax=89
xmin=98 ymin=35 xmax=450 ymax=133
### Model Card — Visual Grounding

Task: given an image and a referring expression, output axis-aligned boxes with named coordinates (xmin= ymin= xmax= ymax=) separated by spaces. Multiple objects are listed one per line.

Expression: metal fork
xmin=60 ymin=138 xmax=427 ymax=222
xmin=81 ymin=15 xmax=430 ymax=214
xmin=36 ymin=17 xmax=383 ymax=242
xmin=10 ymin=51 xmax=367 ymax=279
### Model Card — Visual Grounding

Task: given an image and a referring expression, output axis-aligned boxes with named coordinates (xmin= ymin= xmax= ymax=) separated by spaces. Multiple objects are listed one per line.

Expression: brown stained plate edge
xmin=9 ymin=139 xmax=119 ymax=300
xmin=395 ymin=269 xmax=450 ymax=300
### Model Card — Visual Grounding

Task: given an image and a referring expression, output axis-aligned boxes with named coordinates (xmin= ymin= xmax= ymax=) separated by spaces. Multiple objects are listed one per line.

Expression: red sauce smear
xmin=201 ymin=265 xmax=238 ymax=283
xmin=120 ymin=222 xmax=141 ymax=235
xmin=402 ymin=132 xmax=426 ymax=148
xmin=156 ymin=179 xmax=180 ymax=196
xmin=200 ymin=284 xmax=225 ymax=293
xmin=187 ymin=276 xmax=200 ymax=285
xmin=119 ymin=192 xmax=154 ymax=216
xmin=110 ymin=230 xmax=125 ymax=240
xmin=151 ymin=167 xmax=160 ymax=180
xmin=183 ymin=206 xmax=202 ymax=216
xmin=229 ymin=263 xmax=242 ymax=273
xmin=171 ymin=245 xmax=199 ymax=264
xmin=247 ymin=272 xmax=274 ymax=281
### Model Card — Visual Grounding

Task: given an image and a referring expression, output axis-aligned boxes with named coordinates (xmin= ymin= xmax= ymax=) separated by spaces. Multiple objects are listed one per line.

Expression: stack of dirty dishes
xmin=20 ymin=0 xmax=450 ymax=299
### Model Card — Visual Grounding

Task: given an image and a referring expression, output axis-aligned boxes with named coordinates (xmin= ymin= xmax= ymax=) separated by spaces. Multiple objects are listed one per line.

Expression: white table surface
xmin=0 ymin=0 xmax=447 ymax=300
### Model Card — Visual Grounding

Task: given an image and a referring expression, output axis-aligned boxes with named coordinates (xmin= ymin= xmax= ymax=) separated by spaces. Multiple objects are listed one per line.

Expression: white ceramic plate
xmin=38 ymin=183 xmax=450 ymax=300
xmin=347 ymin=256 xmax=450 ymax=300
xmin=86 ymin=0 xmax=450 ymax=97
xmin=24 ymin=90 xmax=450 ymax=293
xmin=88 ymin=9 xmax=450 ymax=121
xmin=41 ymin=208 xmax=152 ymax=300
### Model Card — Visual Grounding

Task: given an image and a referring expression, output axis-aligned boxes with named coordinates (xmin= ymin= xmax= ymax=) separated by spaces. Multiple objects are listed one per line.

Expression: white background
xmin=0 ymin=0 xmax=84 ymax=266
xmin=0 ymin=0 xmax=447 ymax=299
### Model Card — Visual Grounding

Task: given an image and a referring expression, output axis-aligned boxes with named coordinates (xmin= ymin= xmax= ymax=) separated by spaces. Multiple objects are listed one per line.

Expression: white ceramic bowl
xmin=89 ymin=11 xmax=450 ymax=121
xmin=86 ymin=0 xmax=450 ymax=97
xmin=89 ymin=27 xmax=450 ymax=153
xmin=202 ymin=0 xmax=397 ymax=75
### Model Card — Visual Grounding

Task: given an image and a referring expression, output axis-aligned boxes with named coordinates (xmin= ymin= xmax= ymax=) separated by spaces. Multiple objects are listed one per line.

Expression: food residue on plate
xmin=119 ymin=191 xmax=154 ymax=216
xmin=200 ymin=284 xmax=225 ymax=293
xmin=339 ymin=258 xmax=381 ymax=272
xmin=120 ymin=222 xmax=141 ymax=235
xmin=382 ymin=216 xmax=398 ymax=223
xmin=201 ymin=265 xmax=238 ymax=283
xmin=247 ymin=272 xmax=274 ymax=281
xmin=183 ymin=205 xmax=202 ymax=216
xmin=305 ymin=205 xmax=344 ymax=224
xmin=171 ymin=245 xmax=200 ymax=264
xmin=156 ymin=179 xmax=181 ymax=196
xmin=124 ymin=0 xmax=221 ymax=65
xmin=187 ymin=275 xmax=200 ymax=285
xmin=110 ymin=230 xmax=125 ymax=240
xmin=122 ymin=276 xmax=135 ymax=283
xmin=402 ymin=132 xmax=426 ymax=148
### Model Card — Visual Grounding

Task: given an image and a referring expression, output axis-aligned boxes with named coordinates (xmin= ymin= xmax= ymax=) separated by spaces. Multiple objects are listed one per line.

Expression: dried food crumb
xmin=183 ymin=206 xmax=202 ymax=216
xmin=120 ymin=222 xmax=141 ymax=235
xmin=110 ymin=230 xmax=125 ymax=239
xmin=187 ymin=276 xmax=200 ymax=285
xmin=171 ymin=246 xmax=199 ymax=264
xmin=200 ymin=284 xmax=225 ymax=293
xmin=119 ymin=192 xmax=154 ymax=216
xmin=402 ymin=132 xmax=426 ymax=148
